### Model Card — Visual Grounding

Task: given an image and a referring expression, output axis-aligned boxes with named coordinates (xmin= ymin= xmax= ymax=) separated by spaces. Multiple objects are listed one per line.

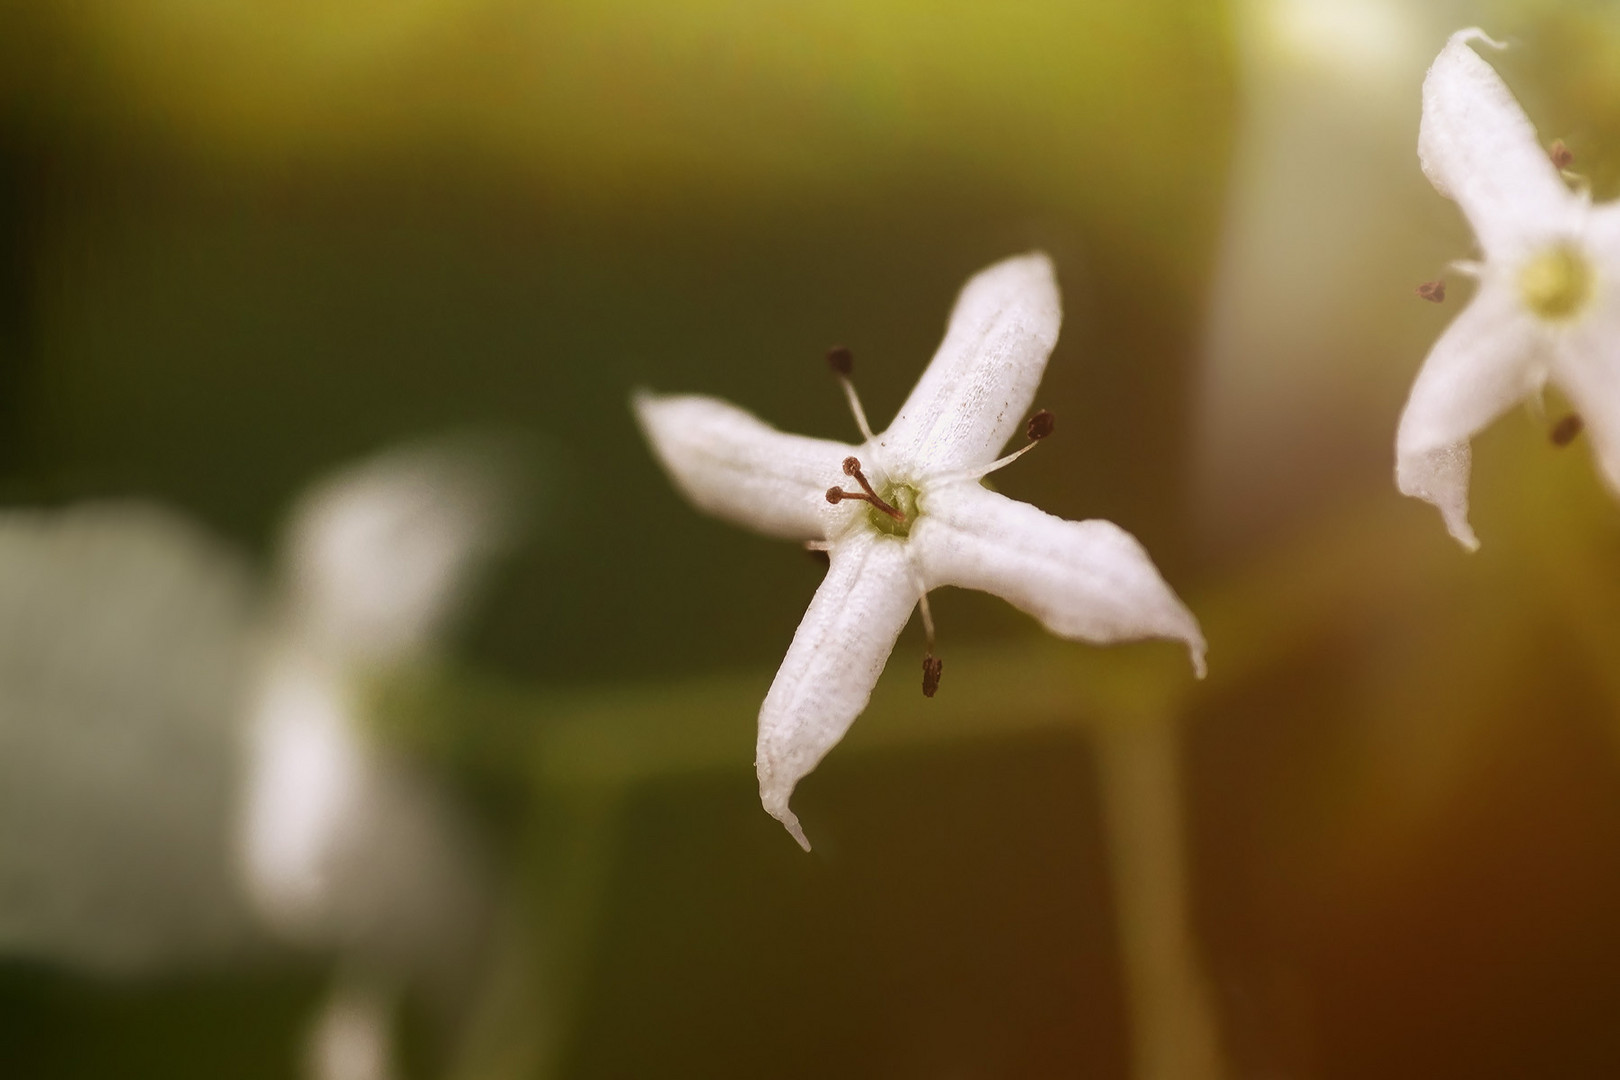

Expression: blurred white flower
xmin=0 ymin=436 xmax=523 ymax=1080
xmin=240 ymin=439 xmax=514 ymax=977
xmin=1398 ymin=29 xmax=1620 ymax=549
xmin=636 ymin=252 xmax=1205 ymax=850
xmin=239 ymin=439 xmax=521 ymax=1078
xmin=306 ymin=976 xmax=399 ymax=1080
xmin=0 ymin=504 xmax=260 ymax=972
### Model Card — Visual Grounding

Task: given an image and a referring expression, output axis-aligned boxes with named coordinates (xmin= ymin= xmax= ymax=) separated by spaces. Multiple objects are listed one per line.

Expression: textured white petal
xmin=756 ymin=532 xmax=915 ymax=850
xmin=634 ymin=390 xmax=856 ymax=542
xmin=910 ymin=484 xmax=1205 ymax=676
xmin=879 ymin=253 xmax=1062 ymax=474
xmin=1419 ymin=29 xmax=1573 ymax=258
xmin=1396 ymin=284 xmax=1546 ymax=549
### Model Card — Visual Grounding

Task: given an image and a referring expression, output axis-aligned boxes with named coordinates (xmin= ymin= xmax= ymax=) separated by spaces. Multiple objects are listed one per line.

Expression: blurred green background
xmin=5 ymin=1 xmax=1620 ymax=1077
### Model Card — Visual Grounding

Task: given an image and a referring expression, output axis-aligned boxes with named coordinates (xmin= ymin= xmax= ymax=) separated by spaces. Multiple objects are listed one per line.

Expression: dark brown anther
xmin=1551 ymin=413 xmax=1584 ymax=447
xmin=1550 ymin=139 xmax=1575 ymax=170
xmin=826 ymin=346 xmax=854 ymax=376
xmin=826 ymin=484 xmax=905 ymax=520
xmin=1416 ymin=279 xmax=1446 ymax=303
xmin=830 ymin=457 xmax=905 ymax=520
xmin=1025 ymin=409 xmax=1055 ymax=441
xmin=922 ymin=655 xmax=943 ymax=698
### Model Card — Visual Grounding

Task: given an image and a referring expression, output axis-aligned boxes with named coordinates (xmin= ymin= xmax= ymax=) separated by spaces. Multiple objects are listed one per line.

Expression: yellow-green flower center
xmin=1519 ymin=244 xmax=1593 ymax=320
xmin=868 ymin=482 xmax=919 ymax=538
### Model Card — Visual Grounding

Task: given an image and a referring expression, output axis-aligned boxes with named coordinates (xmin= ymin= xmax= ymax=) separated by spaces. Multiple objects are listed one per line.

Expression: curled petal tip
xmin=784 ymin=817 xmax=812 ymax=853
xmin=1455 ymin=27 xmax=1508 ymax=51
xmin=1398 ymin=441 xmax=1483 ymax=553
xmin=763 ymin=793 xmax=812 ymax=852
xmin=1189 ymin=643 xmax=1208 ymax=681
xmin=1431 ymin=499 xmax=1481 ymax=551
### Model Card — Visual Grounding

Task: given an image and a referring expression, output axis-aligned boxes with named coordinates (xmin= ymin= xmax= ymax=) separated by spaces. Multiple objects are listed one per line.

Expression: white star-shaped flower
xmin=1398 ymin=28 xmax=1620 ymax=549
xmin=635 ymin=253 xmax=1206 ymax=850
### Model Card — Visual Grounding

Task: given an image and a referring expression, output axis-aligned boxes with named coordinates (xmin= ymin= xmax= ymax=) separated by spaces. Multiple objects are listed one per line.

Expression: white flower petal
xmin=910 ymin=484 xmax=1205 ymax=676
xmin=1419 ymin=29 xmax=1573 ymax=259
xmin=281 ymin=436 xmax=522 ymax=667
xmin=634 ymin=390 xmax=855 ymax=542
xmin=756 ymin=532 xmax=915 ymax=850
xmin=880 ymin=253 xmax=1062 ymax=475
xmin=0 ymin=503 xmax=260 ymax=973
xmin=307 ymin=979 xmax=398 ymax=1080
xmin=1555 ymin=301 xmax=1620 ymax=495
xmin=1396 ymin=284 xmax=1547 ymax=549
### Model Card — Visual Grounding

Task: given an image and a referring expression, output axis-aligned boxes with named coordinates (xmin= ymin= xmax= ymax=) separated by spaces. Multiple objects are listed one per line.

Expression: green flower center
xmin=867 ymin=482 xmax=919 ymax=538
xmin=1520 ymin=244 xmax=1593 ymax=320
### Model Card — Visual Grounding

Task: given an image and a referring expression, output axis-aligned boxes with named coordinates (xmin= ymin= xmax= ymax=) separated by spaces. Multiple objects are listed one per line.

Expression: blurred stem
xmin=448 ymin=789 xmax=627 ymax=1080
xmin=1096 ymin=716 xmax=1224 ymax=1080
xmin=376 ymin=492 xmax=1458 ymax=1077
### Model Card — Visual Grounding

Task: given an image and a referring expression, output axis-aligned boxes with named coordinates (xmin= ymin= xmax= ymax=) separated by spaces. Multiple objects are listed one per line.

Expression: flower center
xmin=826 ymin=457 xmax=918 ymax=538
xmin=867 ymin=482 xmax=918 ymax=538
xmin=1520 ymin=244 xmax=1593 ymax=320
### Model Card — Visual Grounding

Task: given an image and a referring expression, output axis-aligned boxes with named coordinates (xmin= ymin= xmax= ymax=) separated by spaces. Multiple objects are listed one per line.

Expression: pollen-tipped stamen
xmin=826 ymin=457 xmax=905 ymax=521
xmin=826 ymin=346 xmax=876 ymax=442
xmin=1551 ymin=413 xmax=1584 ymax=447
xmin=917 ymin=590 xmax=942 ymax=698
xmin=932 ymin=409 xmax=1056 ymax=484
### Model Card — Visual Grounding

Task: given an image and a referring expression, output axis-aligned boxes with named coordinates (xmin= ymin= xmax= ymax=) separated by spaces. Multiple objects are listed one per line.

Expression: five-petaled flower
xmin=1399 ymin=28 xmax=1620 ymax=549
xmin=635 ymin=253 xmax=1206 ymax=850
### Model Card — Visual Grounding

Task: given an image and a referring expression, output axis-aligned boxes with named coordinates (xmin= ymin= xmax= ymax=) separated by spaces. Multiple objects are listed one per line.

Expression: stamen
xmin=1416 ymin=279 xmax=1446 ymax=303
xmin=825 ymin=458 xmax=905 ymax=521
xmin=922 ymin=656 xmax=943 ymax=698
xmin=931 ymin=409 xmax=1057 ymax=484
xmin=826 ymin=346 xmax=875 ymax=441
xmin=1551 ymin=413 xmax=1584 ymax=447
xmin=1550 ymin=139 xmax=1574 ymax=170
xmin=916 ymin=588 xmax=936 ymax=647
xmin=917 ymin=591 xmax=942 ymax=698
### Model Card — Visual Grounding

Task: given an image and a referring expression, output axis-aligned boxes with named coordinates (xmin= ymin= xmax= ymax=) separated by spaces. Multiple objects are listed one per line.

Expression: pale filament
xmin=929 ymin=411 xmax=1053 ymax=485
xmin=838 ymin=376 xmax=876 ymax=442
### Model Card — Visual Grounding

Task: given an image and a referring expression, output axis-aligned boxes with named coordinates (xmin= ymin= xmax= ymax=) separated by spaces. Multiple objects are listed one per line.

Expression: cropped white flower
xmin=1399 ymin=28 xmax=1620 ymax=549
xmin=636 ymin=253 xmax=1206 ymax=850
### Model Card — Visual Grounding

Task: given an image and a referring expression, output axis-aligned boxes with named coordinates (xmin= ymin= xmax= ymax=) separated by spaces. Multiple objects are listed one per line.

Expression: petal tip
xmin=1398 ymin=442 xmax=1480 ymax=552
xmin=1453 ymin=27 xmax=1508 ymax=52
xmin=784 ymin=816 xmax=812 ymax=853
xmin=968 ymin=251 xmax=1060 ymax=313
xmin=628 ymin=385 xmax=664 ymax=420
xmin=762 ymin=790 xmax=813 ymax=852
xmin=1448 ymin=519 xmax=1482 ymax=552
